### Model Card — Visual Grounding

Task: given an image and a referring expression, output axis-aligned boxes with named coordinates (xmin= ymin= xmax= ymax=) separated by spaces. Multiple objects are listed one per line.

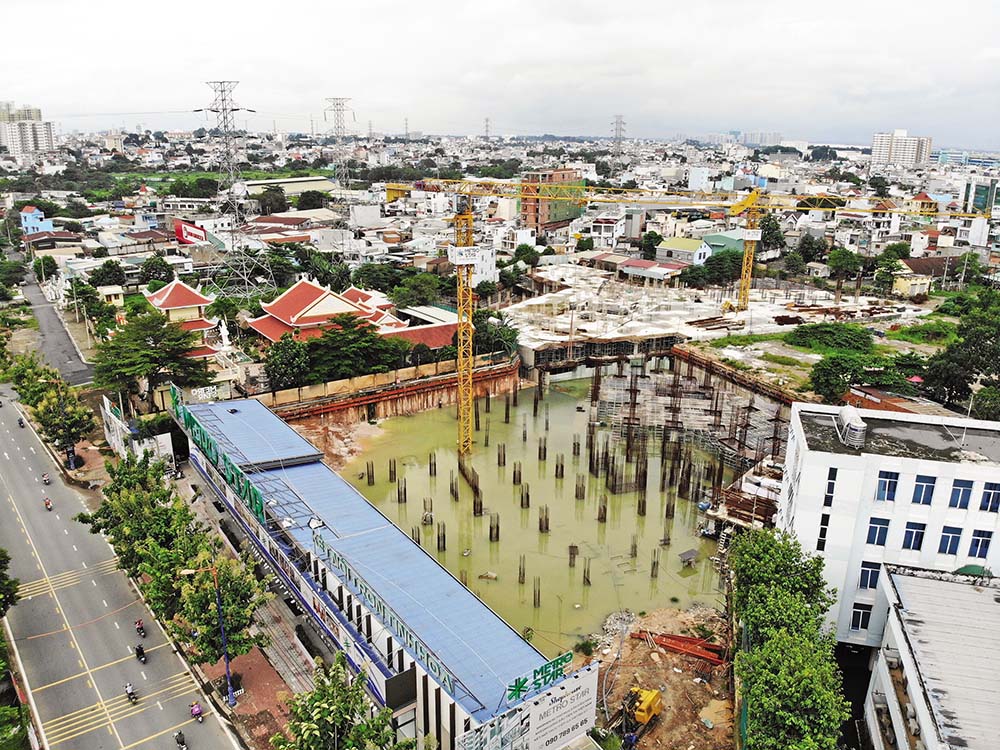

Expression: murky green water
xmin=341 ymin=381 xmax=725 ymax=657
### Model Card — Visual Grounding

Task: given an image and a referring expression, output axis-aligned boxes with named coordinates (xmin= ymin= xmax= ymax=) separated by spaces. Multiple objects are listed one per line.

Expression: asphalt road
xmin=0 ymin=386 xmax=236 ymax=750
xmin=20 ymin=279 xmax=94 ymax=386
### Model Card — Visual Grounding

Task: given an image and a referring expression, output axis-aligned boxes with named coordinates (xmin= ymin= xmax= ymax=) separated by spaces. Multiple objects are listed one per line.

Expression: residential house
xmin=19 ymin=205 xmax=54 ymax=234
xmin=655 ymin=237 xmax=711 ymax=265
xmin=805 ymin=261 xmax=831 ymax=278
xmin=144 ymin=279 xmax=219 ymax=358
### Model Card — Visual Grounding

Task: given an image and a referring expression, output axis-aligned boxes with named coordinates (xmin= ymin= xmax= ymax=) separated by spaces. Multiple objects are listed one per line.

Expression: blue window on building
xmin=876 ymin=471 xmax=899 ymax=501
xmin=970 ymin=530 xmax=993 ymax=559
xmin=867 ymin=517 xmax=890 ymax=546
xmin=903 ymin=522 xmax=926 ymax=551
xmin=912 ymin=475 xmax=935 ymax=505
xmin=950 ymin=479 xmax=973 ymax=509
xmin=859 ymin=561 xmax=880 ymax=590
xmin=980 ymin=483 xmax=1000 ymax=513
xmin=851 ymin=603 xmax=873 ymax=631
xmin=939 ymin=526 xmax=962 ymax=555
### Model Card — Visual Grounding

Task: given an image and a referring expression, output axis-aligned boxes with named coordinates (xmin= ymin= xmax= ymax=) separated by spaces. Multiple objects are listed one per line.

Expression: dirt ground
xmin=288 ymin=415 xmax=383 ymax=470
xmin=579 ymin=607 xmax=733 ymax=750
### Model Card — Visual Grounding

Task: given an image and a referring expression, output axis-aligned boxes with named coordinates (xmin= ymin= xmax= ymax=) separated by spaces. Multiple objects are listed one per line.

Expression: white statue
xmin=219 ymin=319 xmax=232 ymax=351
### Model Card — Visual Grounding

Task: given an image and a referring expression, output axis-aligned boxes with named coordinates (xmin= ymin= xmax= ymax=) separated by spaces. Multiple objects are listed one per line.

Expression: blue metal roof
xmin=194 ymin=400 xmax=545 ymax=721
xmin=186 ymin=399 xmax=323 ymax=469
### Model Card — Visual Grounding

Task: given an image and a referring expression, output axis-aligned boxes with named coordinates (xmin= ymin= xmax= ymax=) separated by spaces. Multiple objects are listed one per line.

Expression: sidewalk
xmin=175 ymin=471 xmax=324 ymax=749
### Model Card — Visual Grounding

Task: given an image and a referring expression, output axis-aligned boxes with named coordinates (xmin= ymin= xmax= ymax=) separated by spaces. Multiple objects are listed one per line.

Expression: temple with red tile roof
xmin=246 ymin=279 xmax=407 ymax=343
xmin=144 ymin=279 xmax=220 ymax=358
xmin=246 ymin=278 xmax=458 ymax=349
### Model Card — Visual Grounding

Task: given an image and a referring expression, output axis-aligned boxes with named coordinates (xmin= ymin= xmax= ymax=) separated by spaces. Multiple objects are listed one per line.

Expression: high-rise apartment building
xmin=779 ymin=403 xmax=1000 ymax=647
xmin=741 ymin=131 xmax=782 ymax=147
xmin=870 ymin=129 xmax=932 ymax=166
xmin=0 ymin=101 xmax=43 ymax=122
xmin=1 ymin=120 xmax=56 ymax=156
xmin=519 ymin=168 xmax=584 ymax=233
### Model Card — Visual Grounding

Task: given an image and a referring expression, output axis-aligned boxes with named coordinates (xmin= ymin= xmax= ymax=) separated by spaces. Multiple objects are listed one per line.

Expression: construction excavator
xmin=605 ymin=687 xmax=663 ymax=748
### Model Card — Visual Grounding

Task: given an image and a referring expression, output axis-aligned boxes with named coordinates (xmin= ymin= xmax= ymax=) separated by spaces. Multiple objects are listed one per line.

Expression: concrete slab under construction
xmin=506 ymin=265 xmax=931 ymax=376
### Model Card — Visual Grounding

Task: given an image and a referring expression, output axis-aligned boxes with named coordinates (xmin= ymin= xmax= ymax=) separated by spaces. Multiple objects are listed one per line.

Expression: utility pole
xmin=368 ymin=120 xmax=373 ymax=140
xmin=612 ymin=115 xmax=626 ymax=177
xmin=196 ymin=81 xmax=275 ymax=295
xmin=324 ymin=97 xmax=351 ymax=187
xmin=404 ymin=117 xmax=409 ymax=142
xmin=484 ymin=117 xmax=491 ymax=141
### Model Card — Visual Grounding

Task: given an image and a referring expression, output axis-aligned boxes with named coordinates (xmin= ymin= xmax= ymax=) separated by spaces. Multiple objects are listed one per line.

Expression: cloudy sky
xmin=7 ymin=0 xmax=999 ymax=149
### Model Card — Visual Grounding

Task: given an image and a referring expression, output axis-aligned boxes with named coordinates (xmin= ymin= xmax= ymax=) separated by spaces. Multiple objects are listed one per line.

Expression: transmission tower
xmin=324 ymin=97 xmax=351 ymax=187
xmin=404 ymin=117 xmax=409 ymax=141
xmin=484 ymin=117 xmax=491 ymax=141
xmin=612 ymin=115 xmax=626 ymax=176
xmin=368 ymin=120 xmax=374 ymax=140
xmin=199 ymin=81 xmax=275 ymax=295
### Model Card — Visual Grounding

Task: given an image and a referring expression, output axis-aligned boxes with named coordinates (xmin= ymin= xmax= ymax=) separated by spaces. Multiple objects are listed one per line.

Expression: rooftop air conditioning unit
xmin=835 ymin=404 xmax=867 ymax=449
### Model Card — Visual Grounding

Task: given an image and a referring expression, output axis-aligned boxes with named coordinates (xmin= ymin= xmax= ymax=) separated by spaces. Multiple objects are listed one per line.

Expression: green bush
xmin=886 ymin=320 xmax=958 ymax=346
xmin=786 ymin=322 xmax=873 ymax=354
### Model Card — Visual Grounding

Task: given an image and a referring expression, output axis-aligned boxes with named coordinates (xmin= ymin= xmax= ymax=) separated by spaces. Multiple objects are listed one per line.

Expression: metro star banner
xmin=175 ymin=220 xmax=207 ymax=244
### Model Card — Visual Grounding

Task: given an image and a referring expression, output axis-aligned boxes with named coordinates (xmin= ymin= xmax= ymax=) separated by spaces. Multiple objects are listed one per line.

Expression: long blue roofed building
xmin=166 ymin=386 xmax=597 ymax=750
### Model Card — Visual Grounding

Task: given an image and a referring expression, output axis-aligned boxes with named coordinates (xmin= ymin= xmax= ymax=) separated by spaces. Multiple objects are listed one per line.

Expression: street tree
xmin=922 ymin=352 xmax=974 ymax=405
xmin=475 ymin=280 xmax=498 ymax=299
xmin=809 ymin=353 xmax=873 ymax=403
xmin=139 ymin=255 xmax=175 ymax=284
xmin=513 ymin=243 xmax=540 ymax=267
xmin=308 ymin=315 xmax=411 ymax=383
xmin=265 ymin=334 xmax=310 ymax=391
xmin=89 ymin=260 xmax=127 ymax=287
xmin=971 ymin=384 xmax=1000 ymax=421
xmin=34 ymin=384 xmax=95 ymax=459
xmin=826 ymin=247 xmax=861 ymax=304
xmin=0 ymin=548 xmax=19 ymax=617
xmin=759 ymin=213 xmax=785 ymax=251
xmin=271 ymin=651 xmax=415 ymax=750
xmin=32 ymin=255 xmax=57 ymax=281
xmin=640 ymin=231 xmax=663 ymax=261
xmin=93 ymin=312 xmax=213 ymax=407
xmin=869 ymin=175 xmax=890 ymax=198
xmin=576 ymin=237 xmax=595 ymax=252
xmin=783 ymin=250 xmax=806 ymax=276
xmin=173 ymin=551 xmax=273 ymax=666
xmin=882 ymin=241 xmax=911 ymax=261
xmin=736 ymin=630 xmax=849 ymax=750
xmin=255 ymin=186 xmax=288 ymax=215
xmin=296 ymin=190 xmax=328 ymax=210
xmin=796 ymin=235 xmax=826 ymax=263
xmin=389 ymin=273 xmax=441 ymax=308
xmin=729 ymin=530 xmax=832 ymax=615
xmin=873 ymin=255 xmax=903 ymax=295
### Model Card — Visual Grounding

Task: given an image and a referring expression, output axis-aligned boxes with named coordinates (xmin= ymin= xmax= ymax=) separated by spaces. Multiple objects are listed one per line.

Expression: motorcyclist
xmin=43 ymin=497 xmax=52 ymax=510
xmin=135 ymin=643 xmax=145 ymax=660
xmin=124 ymin=682 xmax=135 ymax=699
xmin=41 ymin=473 xmax=49 ymax=484
xmin=134 ymin=619 xmax=144 ymax=636
xmin=190 ymin=701 xmax=203 ymax=720
xmin=174 ymin=730 xmax=186 ymax=747
xmin=17 ymin=417 xmax=23 ymax=427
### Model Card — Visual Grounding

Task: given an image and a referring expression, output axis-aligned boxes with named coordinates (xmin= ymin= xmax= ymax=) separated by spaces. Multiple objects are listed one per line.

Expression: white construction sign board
xmin=457 ymin=664 xmax=598 ymax=750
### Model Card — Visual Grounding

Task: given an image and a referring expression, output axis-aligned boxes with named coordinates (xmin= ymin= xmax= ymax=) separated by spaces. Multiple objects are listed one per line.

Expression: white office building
xmin=0 ymin=120 xmax=55 ymax=157
xmin=864 ymin=565 xmax=997 ymax=750
xmin=870 ymin=130 xmax=932 ymax=166
xmin=779 ymin=403 xmax=1000 ymax=646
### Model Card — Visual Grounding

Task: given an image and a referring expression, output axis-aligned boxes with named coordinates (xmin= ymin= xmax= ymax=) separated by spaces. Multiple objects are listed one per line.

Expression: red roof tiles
xmin=383 ymin=323 xmax=457 ymax=349
xmin=145 ymin=280 xmax=214 ymax=310
xmin=260 ymin=280 xmax=329 ymax=325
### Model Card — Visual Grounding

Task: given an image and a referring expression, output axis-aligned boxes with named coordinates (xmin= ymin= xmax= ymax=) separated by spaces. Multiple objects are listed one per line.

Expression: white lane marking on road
xmin=72 ymin=545 xmax=77 ymax=552
xmin=81 ymin=561 xmax=87 ymax=568
xmin=63 ymin=529 xmax=68 ymax=535
xmin=102 ymin=600 xmax=107 ymax=608
xmin=141 ymin=671 xmax=147 ymax=681
xmin=29 ymin=446 xmax=35 ymax=454
xmin=3 ymin=452 xmax=7 ymax=460
xmin=91 ymin=579 xmax=96 ymax=586
xmin=156 ymin=701 xmax=163 ymax=711
xmin=114 ymin=622 xmax=119 ymax=630
xmin=55 ymin=514 xmax=60 ymax=520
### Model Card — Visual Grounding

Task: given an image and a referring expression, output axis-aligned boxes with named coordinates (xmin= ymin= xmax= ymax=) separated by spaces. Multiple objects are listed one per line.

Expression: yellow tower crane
xmin=386 ymin=179 xmax=984 ymax=451
xmin=449 ymin=192 xmax=477 ymax=456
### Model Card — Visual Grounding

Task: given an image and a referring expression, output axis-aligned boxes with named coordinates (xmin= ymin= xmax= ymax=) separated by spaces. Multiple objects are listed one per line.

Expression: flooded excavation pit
xmin=328 ymin=381 xmax=728 ymax=657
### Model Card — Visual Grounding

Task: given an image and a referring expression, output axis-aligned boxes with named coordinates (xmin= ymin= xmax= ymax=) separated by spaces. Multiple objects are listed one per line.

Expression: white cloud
xmin=4 ymin=0 xmax=998 ymax=148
